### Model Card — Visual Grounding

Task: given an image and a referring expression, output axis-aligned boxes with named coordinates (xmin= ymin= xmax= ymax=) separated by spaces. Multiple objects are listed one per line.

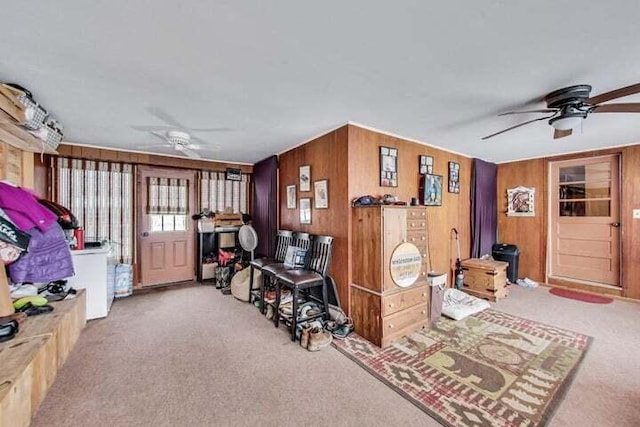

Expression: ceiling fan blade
xmin=553 ymin=129 xmax=572 ymax=139
xmin=181 ymin=147 xmax=201 ymax=159
xmin=482 ymin=115 xmax=555 ymax=140
xmin=591 ymin=103 xmax=640 ymax=113
xmin=190 ymin=135 xmax=221 ymax=150
xmin=132 ymin=125 xmax=173 ymax=132
xmin=498 ymin=109 xmax=557 ymax=116
xmin=147 ymin=107 xmax=187 ymax=130
xmin=587 ymin=83 xmax=640 ymax=105
xmin=189 ymin=127 xmax=233 ymax=132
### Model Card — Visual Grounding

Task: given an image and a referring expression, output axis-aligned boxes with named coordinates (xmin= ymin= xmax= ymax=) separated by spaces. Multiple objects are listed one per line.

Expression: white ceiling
xmin=2 ymin=1 xmax=640 ymax=164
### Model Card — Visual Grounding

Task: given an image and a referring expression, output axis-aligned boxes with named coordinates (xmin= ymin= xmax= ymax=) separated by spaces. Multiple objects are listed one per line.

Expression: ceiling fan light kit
xmin=483 ymin=83 xmax=640 ymax=140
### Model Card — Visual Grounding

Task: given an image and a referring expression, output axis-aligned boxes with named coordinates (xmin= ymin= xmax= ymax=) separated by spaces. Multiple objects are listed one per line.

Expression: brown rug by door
xmin=549 ymin=287 xmax=614 ymax=304
xmin=333 ymin=309 xmax=591 ymax=427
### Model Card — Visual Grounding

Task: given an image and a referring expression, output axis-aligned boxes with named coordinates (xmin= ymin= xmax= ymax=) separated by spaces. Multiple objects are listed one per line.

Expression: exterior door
xmin=138 ymin=165 xmax=196 ymax=287
xmin=548 ymin=155 xmax=620 ymax=286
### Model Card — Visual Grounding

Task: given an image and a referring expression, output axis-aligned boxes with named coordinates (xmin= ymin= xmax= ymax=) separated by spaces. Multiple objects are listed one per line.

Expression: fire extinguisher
xmin=452 ymin=228 xmax=464 ymax=290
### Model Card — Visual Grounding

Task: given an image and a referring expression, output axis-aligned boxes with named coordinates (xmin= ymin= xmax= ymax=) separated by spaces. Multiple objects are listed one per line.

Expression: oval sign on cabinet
xmin=390 ymin=242 xmax=422 ymax=287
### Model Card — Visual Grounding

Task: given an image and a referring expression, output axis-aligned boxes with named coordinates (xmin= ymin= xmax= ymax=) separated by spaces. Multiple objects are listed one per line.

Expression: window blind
xmin=53 ymin=157 xmax=134 ymax=264
xmin=199 ymin=171 xmax=249 ymax=213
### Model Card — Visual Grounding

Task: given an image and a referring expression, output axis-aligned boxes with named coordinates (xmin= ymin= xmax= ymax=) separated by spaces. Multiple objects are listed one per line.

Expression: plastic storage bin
xmin=492 ymin=243 xmax=519 ymax=284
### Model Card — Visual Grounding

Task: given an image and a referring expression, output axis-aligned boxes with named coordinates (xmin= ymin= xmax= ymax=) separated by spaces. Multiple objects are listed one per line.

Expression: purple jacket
xmin=9 ymin=222 xmax=74 ymax=283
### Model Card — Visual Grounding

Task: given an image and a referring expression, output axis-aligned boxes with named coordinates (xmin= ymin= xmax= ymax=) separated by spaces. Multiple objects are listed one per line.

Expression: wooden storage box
xmin=461 ymin=258 xmax=508 ymax=301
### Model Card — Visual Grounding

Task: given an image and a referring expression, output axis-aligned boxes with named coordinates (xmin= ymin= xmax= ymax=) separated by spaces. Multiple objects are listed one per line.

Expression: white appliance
xmin=67 ymin=245 xmax=116 ymax=320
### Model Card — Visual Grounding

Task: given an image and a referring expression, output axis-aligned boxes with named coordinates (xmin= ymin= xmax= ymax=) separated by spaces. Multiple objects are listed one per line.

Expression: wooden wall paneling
xmin=621 ymin=145 xmax=640 ymax=299
xmin=496 ymin=159 xmax=546 ymax=282
xmin=278 ymin=126 xmax=350 ymax=309
xmin=346 ymin=124 xmax=472 ymax=286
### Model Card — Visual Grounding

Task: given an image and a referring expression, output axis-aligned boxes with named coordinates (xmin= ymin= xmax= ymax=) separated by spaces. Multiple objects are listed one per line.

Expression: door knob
xmin=611 ymin=222 xmax=620 ymax=228
xmin=142 ymin=231 xmax=149 ymax=237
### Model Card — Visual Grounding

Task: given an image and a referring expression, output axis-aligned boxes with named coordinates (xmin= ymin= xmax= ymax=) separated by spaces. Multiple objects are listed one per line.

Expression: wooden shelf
xmin=0 ymin=290 xmax=86 ymax=427
xmin=0 ymin=109 xmax=57 ymax=155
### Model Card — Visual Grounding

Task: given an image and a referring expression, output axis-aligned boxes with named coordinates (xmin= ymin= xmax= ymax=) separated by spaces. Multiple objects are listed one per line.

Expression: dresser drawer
xmin=407 ymin=219 xmax=427 ymax=230
xmin=382 ymin=302 xmax=429 ymax=333
xmin=383 ymin=286 xmax=430 ymax=316
xmin=406 ymin=230 xmax=427 ymax=247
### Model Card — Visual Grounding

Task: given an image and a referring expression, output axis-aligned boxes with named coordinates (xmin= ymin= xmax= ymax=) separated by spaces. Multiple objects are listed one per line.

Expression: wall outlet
xmin=633 ymin=209 xmax=640 ymax=219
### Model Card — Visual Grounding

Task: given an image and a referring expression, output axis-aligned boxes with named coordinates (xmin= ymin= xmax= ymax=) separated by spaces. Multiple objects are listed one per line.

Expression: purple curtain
xmin=252 ymin=155 xmax=278 ymax=258
xmin=471 ymin=158 xmax=497 ymax=258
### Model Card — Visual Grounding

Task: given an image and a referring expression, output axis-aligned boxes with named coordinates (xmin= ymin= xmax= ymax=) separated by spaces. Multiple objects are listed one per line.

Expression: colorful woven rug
xmin=333 ymin=310 xmax=592 ymax=426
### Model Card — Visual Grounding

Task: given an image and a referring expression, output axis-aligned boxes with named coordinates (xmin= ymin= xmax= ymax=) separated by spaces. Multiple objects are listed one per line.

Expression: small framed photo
xmin=225 ymin=167 xmax=242 ymax=181
xmin=286 ymin=185 xmax=296 ymax=209
xmin=299 ymin=198 xmax=312 ymax=224
xmin=419 ymin=155 xmax=434 ymax=175
xmin=380 ymin=146 xmax=398 ymax=187
xmin=448 ymin=161 xmax=460 ymax=193
xmin=423 ymin=173 xmax=443 ymax=206
xmin=314 ymin=179 xmax=328 ymax=209
xmin=299 ymin=165 xmax=311 ymax=192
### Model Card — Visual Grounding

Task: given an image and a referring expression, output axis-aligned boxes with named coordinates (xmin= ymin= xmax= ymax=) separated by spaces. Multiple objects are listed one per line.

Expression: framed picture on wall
xmin=286 ymin=185 xmax=296 ymax=209
xmin=419 ymin=155 xmax=434 ymax=175
xmin=423 ymin=173 xmax=443 ymax=206
xmin=299 ymin=198 xmax=312 ymax=224
xmin=299 ymin=165 xmax=311 ymax=192
xmin=448 ymin=161 xmax=460 ymax=193
xmin=507 ymin=186 xmax=535 ymax=216
xmin=380 ymin=146 xmax=398 ymax=187
xmin=314 ymin=179 xmax=328 ymax=209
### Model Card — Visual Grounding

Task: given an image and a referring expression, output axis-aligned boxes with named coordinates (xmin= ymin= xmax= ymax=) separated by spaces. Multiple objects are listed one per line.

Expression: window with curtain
xmin=53 ymin=157 xmax=134 ymax=263
xmin=199 ymin=171 xmax=249 ymax=213
xmin=147 ymin=177 xmax=189 ymax=232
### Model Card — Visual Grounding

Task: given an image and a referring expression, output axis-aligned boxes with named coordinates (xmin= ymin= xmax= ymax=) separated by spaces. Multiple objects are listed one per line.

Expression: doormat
xmin=333 ymin=309 xmax=591 ymax=427
xmin=549 ymin=288 xmax=613 ymax=304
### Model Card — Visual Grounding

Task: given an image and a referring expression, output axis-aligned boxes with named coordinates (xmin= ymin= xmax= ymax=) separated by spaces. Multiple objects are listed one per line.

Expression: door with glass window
xmin=549 ymin=155 xmax=620 ymax=286
xmin=138 ymin=166 xmax=195 ymax=286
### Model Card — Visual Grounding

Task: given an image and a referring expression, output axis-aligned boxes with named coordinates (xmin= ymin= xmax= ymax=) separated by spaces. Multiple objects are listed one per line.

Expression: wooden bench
xmin=0 ymin=290 xmax=86 ymax=427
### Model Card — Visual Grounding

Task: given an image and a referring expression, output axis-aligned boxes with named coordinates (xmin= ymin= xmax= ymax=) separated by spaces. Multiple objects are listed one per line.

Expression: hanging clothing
xmin=0 ymin=182 xmax=56 ymax=232
xmin=8 ymin=222 xmax=74 ymax=283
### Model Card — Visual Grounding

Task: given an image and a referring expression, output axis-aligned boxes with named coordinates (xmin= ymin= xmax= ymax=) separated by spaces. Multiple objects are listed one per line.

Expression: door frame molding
xmin=135 ymin=165 xmax=197 ymax=288
xmin=545 ymin=153 xmax=622 ymax=292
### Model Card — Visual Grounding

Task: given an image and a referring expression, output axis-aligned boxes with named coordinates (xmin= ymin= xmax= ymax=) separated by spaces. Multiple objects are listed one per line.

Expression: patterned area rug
xmin=333 ymin=310 xmax=592 ymax=427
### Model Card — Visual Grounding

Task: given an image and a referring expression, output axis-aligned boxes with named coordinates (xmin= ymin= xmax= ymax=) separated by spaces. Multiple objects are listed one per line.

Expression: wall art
xmin=299 ymin=165 xmax=311 ymax=192
xmin=286 ymin=184 xmax=296 ymax=209
xmin=299 ymin=198 xmax=312 ymax=224
xmin=419 ymin=155 xmax=434 ymax=175
xmin=380 ymin=146 xmax=398 ymax=187
xmin=448 ymin=161 xmax=460 ymax=193
xmin=507 ymin=186 xmax=535 ymax=216
xmin=423 ymin=173 xmax=443 ymax=206
xmin=314 ymin=179 xmax=328 ymax=209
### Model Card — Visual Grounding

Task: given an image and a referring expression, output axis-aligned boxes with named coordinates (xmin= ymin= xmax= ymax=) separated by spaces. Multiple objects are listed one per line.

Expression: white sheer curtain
xmin=199 ymin=171 xmax=249 ymax=214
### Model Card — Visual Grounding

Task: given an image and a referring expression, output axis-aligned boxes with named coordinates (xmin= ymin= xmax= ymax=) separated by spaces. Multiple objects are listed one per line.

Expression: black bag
xmin=37 ymin=199 xmax=78 ymax=229
xmin=0 ymin=215 xmax=31 ymax=264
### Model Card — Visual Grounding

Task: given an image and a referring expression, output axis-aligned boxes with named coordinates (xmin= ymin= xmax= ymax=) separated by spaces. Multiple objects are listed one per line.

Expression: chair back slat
xmin=305 ymin=235 xmax=334 ymax=275
xmin=274 ymin=230 xmax=294 ymax=262
xmin=293 ymin=232 xmax=313 ymax=250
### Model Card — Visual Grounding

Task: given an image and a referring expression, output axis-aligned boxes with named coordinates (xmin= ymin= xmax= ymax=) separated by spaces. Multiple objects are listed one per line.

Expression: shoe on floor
xmin=266 ymin=305 xmax=274 ymax=320
xmin=307 ymin=327 xmax=332 ymax=351
xmin=300 ymin=324 xmax=312 ymax=348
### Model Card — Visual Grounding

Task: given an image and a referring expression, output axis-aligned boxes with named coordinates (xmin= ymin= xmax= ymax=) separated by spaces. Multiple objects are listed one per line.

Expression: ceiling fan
xmin=482 ymin=83 xmax=640 ymax=140
xmin=150 ymin=130 xmax=202 ymax=159
xmin=132 ymin=107 xmax=229 ymax=153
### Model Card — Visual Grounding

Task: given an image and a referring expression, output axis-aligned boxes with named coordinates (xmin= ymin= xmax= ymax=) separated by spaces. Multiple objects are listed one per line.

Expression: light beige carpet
xmin=31 ymin=284 xmax=640 ymax=426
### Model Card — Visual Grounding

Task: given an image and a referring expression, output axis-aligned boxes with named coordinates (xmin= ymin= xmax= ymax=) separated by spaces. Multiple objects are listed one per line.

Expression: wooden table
xmin=0 ymin=290 xmax=86 ymax=427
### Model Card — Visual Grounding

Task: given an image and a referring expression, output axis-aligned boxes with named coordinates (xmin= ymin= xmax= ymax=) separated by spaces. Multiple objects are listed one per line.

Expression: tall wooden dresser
xmin=351 ymin=206 xmax=431 ymax=347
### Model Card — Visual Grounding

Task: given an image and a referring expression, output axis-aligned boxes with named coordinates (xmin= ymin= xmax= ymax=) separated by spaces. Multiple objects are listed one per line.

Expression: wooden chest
xmin=461 ymin=258 xmax=508 ymax=301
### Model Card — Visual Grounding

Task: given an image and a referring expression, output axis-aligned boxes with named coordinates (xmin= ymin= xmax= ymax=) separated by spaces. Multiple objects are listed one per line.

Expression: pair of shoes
xmin=307 ymin=327 xmax=333 ymax=351
xmin=330 ymin=317 xmax=354 ymax=339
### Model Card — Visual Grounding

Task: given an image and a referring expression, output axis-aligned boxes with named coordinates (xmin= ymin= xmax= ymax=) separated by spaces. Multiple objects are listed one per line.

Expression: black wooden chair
xmin=273 ymin=235 xmax=334 ymax=341
xmin=248 ymin=229 xmax=293 ymax=304
xmin=259 ymin=232 xmax=313 ymax=314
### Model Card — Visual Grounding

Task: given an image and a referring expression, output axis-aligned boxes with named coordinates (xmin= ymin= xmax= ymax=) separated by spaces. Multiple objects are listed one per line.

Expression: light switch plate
xmin=633 ymin=209 xmax=640 ymax=219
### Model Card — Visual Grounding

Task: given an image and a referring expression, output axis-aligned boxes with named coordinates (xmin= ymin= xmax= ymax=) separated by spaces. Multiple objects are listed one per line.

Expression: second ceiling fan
xmin=482 ymin=83 xmax=640 ymax=140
